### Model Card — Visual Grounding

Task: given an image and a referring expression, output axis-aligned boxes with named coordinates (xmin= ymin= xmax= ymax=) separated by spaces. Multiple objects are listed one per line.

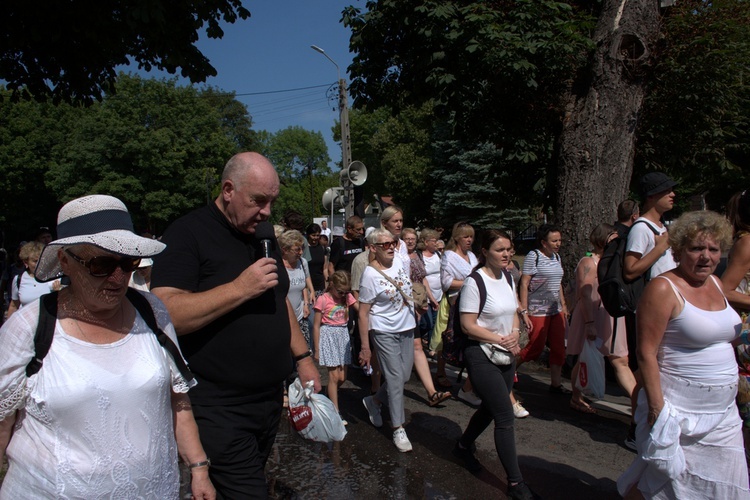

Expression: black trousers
xmin=191 ymin=388 xmax=283 ymax=500
xmin=461 ymin=345 xmax=523 ymax=484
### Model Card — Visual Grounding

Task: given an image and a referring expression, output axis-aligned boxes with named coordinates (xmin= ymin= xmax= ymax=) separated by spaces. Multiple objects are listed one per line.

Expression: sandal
xmin=428 ymin=391 xmax=451 ymax=407
xmin=570 ymin=400 xmax=597 ymax=414
xmin=549 ymin=384 xmax=572 ymax=395
xmin=437 ymin=375 xmax=453 ymax=388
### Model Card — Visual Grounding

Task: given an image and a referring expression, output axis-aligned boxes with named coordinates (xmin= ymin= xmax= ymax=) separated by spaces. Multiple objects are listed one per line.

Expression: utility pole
xmin=338 ymin=79 xmax=354 ymax=219
xmin=311 ymin=45 xmax=355 ymax=220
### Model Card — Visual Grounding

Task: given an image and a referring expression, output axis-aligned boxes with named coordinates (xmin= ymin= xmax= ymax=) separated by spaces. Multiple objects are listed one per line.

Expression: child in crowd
xmin=313 ymin=270 xmax=358 ymax=423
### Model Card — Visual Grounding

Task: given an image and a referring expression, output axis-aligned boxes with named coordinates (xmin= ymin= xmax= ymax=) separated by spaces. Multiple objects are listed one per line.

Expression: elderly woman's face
xmin=456 ymin=233 xmax=473 ymax=252
xmin=402 ymin=233 xmax=417 ymax=252
xmin=678 ymin=233 xmax=721 ymax=281
xmin=383 ymin=212 xmax=403 ymax=237
xmin=371 ymin=235 xmax=396 ymax=265
xmin=60 ymin=246 xmax=135 ymax=311
xmin=24 ymin=254 xmax=41 ymax=274
xmin=424 ymin=236 xmax=438 ymax=253
xmin=282 ymin=243 xmax=304 ymax=263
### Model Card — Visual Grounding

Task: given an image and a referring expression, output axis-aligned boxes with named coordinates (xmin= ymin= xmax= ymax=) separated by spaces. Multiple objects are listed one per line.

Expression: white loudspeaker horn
xmin=340 ymin=161 xmax=368 ymax=187
xmin=322 ymin=187 xmax=346 ymax=211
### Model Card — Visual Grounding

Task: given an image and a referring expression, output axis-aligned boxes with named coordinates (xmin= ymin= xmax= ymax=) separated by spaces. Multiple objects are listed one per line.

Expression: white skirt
xmin=618 ymin=372 xmax=750 ymax=499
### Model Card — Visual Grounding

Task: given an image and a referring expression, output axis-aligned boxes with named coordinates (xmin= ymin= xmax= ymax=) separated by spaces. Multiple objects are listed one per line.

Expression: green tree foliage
xmin=342 ymin=0 xmax=595 ymax=226
xmin=0 ymin=74 xmax=254 ymax=239
xmin=257 ymin=126 xmax=335 ymax=223
xmin=0 ymin=95 xmax=70 ymax=242
xmin=1 ymin=0 xmax=250 ymax=103
xmin=636 ymin=0 xmax=750 ymax=210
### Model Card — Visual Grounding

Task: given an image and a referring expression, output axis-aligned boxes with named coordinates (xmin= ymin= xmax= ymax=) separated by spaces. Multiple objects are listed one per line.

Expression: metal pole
xmin=311 ymin=45 xmax=353 ymax=220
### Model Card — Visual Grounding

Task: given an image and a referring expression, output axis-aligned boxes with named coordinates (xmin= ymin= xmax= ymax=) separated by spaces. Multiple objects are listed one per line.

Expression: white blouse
xmin=0 ymin=292 xmax=194 ymax=499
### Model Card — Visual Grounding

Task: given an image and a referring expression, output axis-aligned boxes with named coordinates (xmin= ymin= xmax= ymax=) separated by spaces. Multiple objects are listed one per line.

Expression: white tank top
xmin=656 ymin=275 xmax=741 ymax=385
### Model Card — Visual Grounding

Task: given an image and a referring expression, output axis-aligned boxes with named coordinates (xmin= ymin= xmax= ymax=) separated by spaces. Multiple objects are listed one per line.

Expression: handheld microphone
xmin=254 ymin=221 xmax=275 ymax=259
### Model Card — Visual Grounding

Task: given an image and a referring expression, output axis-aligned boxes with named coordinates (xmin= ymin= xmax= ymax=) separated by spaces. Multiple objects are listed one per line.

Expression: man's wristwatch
xmin=188 ymin=458 xmax=211 ymax=470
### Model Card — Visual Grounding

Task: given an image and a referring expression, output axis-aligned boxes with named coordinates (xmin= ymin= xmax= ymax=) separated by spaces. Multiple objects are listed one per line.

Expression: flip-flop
xmin=570 ymin=400 xmax=597 ymax=414
xmin=428 ymin=391 xmax=452 ymax=407
xmin=437 ymin=376 xmax=453 ymax=388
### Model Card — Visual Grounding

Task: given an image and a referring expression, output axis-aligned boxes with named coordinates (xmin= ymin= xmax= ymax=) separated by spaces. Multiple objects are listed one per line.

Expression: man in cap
xmin=621 ymin=171 xmax=678 ymax=450
xmin=152 ymin=152 xmax=320 ymax=499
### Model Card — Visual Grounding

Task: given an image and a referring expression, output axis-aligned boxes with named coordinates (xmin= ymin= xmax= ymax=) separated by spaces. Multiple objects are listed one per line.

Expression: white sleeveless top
xmin=656 ymin=275 xmax=741 ymax=384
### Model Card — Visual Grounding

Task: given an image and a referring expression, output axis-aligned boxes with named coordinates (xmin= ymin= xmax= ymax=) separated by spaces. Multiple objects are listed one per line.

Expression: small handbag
xmin=410 ymin=282 xmax=429 ymax=311
xmin=479 ymin=342 xmax=513 ymax=366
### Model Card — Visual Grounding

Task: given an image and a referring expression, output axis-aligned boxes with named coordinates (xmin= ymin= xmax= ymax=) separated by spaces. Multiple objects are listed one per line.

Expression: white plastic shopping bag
xmin=575 ymin=339 xmax=605 ymax=399
xmin=287 ymin=377 xmax=347 ymax=442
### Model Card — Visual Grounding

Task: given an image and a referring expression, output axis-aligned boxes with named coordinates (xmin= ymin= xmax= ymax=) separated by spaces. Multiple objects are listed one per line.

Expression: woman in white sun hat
xmin=0 ymin=195 xmax=214 ymax=499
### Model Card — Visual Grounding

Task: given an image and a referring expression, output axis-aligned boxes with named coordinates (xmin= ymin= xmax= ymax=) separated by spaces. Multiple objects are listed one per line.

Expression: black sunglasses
xmin=65 ymin=249 xmax=141 ymax=277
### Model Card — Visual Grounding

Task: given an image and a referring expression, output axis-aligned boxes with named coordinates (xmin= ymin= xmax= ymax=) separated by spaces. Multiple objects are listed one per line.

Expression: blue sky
xmin=129 ymin=1 xmax=362 ymax=167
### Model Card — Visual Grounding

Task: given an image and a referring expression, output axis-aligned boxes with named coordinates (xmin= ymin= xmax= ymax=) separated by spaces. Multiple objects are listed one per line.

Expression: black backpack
xmin=441 ymin=270 xmax=489 ymax=375
xmin=597 ymin=220 xmax=659 ymax=318
xmin=26 ymin=288 xmax=195 ymax=383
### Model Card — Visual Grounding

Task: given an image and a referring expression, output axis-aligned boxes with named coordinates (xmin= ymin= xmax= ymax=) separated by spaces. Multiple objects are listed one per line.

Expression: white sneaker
xmin=513 ymin=402 xmax=530 ymax=419
xmin=457 ymin=388 xmax=482 ymax=406
xmin=393 ymin=428 xmax=413 ymax=452
xmin=362 ymin=396 xmax=383 ymax=428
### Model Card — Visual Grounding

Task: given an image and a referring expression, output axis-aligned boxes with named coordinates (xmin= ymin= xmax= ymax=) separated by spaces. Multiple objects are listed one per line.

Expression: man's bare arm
xmin=153 ymin=257 xmax=279 ymax=335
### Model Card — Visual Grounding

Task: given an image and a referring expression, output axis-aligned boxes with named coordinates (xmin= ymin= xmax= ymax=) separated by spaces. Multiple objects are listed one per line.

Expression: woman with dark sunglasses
xmin=358 ymin=228 xmax=418 ymax=452
xmin=0 ymin=195 xmax=214 ymax=499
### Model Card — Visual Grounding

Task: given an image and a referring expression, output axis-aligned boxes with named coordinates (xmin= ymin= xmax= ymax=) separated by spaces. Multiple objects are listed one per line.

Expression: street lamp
xmin=311 ymin=45 xmax=353 ymax=219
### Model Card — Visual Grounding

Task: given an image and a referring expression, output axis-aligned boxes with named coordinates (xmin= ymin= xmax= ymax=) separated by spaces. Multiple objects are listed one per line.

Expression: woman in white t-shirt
xmin=358 ymin=228 xmax=417 ymax=453
xmin=6 ymin=241 xmax=60 ymax=319
xmin=453 ymin=229 xmax=536 ymax=500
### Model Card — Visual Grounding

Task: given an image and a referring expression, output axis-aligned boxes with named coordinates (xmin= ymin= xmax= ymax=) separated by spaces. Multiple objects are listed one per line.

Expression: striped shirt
xmin=522 ymin=249 xmax=564 ymax=316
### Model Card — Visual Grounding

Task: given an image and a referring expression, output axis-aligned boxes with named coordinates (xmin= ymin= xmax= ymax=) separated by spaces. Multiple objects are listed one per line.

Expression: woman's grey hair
xmin=277 ymin=229 xmax=305 ymax=250
xmin=668 ymin=210 xmax=733 ymax=258
xmin=367 ymin=227 xmax=394 ymax=246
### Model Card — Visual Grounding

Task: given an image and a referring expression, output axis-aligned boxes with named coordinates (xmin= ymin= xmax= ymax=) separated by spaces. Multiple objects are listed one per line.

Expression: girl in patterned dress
xmin=313 ymin=271 xmax=358 ymax=420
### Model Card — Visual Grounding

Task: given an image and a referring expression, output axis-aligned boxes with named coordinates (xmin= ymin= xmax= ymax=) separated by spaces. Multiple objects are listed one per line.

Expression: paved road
xmin=267 ymin=358 xmax=636 ymax=499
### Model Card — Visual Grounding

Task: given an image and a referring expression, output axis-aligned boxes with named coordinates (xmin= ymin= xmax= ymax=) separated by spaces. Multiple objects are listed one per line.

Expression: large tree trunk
xmin=556 ymin=0 xmax=660 ymax=280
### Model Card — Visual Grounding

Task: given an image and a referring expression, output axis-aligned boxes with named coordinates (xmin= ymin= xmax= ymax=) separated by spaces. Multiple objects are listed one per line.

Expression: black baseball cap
xmin=639 ymin=172 xmax=678 ymax=197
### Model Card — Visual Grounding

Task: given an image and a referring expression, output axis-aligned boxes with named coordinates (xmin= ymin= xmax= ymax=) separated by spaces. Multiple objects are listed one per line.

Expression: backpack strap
xmin=632 ymin=219 xmax=661 ymax=235
xmin=469 ymin=271 xmax=488 ymax=317
xmin=25 ymin=292 xmax=58 ymax=377
xmin=126 ymin=288 xmax=195 ymax=384
xmin=26 ymin=289 xmax=195 ymax=385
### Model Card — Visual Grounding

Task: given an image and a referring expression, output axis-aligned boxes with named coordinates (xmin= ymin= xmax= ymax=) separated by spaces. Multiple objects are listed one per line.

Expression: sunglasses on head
xmin=373 ymin=240 xmax=396 ymax=250
xmin=65 ymin=249 xmax=141 ymax=277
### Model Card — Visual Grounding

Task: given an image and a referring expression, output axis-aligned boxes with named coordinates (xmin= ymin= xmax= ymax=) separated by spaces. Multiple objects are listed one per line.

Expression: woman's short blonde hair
xmin=420 ymin=228 xmax=440 ymax=243
xmin=277 ymin=229 xmax=305 ymax=250
xmin=20 ymin=241 xmax=45 ymax=262
xmin=669 ymin=210 xmax=733 ymax=258
xmin=401 ymin=228 xmax=417 ymax=239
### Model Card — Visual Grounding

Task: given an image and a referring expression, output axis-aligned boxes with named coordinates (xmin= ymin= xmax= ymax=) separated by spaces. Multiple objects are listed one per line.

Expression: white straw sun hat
xmin=35 ymin=195 xmax=166 ymax=282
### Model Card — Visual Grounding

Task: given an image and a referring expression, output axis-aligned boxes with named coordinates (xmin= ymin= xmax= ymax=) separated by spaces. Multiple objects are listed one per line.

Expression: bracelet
xmin=293 ymin=350 xmax=313 ymax=362
xmin=511 ymin=328 xmax=520 ymax=332
xmin=188 ymin=458 xmax=211 ymax=470
xmin=518 ymin=309 xmax=528 ymax=315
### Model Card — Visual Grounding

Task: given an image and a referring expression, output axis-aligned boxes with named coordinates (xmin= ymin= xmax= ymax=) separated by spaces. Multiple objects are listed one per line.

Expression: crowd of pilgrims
xmin=3 ymin=170 xmax=750 ymax=499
